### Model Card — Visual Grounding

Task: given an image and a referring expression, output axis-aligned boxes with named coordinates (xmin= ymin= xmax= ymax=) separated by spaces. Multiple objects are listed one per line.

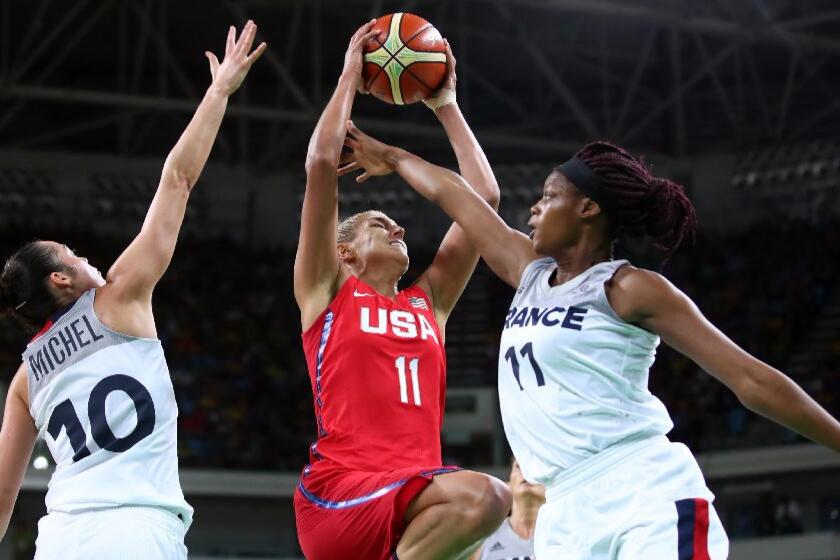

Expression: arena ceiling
xmin=1 ymin=0 xmax=840 ymax=170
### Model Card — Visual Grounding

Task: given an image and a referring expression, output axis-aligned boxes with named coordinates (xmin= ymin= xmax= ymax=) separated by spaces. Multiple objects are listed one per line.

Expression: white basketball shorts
xmin=535 ymin=436 xmax=729 ymax=559
xmin=35 ymin=505 xmax=187 ymax=560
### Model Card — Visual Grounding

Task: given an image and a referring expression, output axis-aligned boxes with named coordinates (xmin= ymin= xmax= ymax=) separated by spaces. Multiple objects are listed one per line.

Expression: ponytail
xmin=0 ymin=241 xmax=65 ymax=333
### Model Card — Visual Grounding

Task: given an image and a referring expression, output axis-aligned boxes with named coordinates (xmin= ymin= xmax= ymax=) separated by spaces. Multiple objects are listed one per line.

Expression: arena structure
xmin=1 ymin=0 xmax=840 ymax=558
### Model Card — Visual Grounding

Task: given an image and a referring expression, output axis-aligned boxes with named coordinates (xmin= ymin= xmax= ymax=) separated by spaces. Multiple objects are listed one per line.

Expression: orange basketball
xmin=362 ymin=13 xmax=447 ymax=105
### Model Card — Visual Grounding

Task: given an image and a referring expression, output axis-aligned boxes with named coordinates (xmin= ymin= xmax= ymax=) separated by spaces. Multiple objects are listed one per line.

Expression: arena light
xmin=32 ymin=455 xmax=49 ymax=470
xmin=732 ymin=140 xmax=840 ymax=192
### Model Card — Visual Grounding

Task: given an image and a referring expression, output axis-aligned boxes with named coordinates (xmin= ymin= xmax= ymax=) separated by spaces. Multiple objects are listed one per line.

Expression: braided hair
xmin=574 ymin=141 xmax=697 ymax=257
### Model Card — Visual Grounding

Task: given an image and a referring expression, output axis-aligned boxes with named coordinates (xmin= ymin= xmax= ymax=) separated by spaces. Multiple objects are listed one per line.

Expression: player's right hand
xmin=206 ymin=20 xmax=267 ymax=97
xmin=339 ymin=120 xmax=397 ymax=183
xmin=343 ymin=19 xmax=379 ymax=89
xmin=438 ymin=39 xmax=457 ymax=93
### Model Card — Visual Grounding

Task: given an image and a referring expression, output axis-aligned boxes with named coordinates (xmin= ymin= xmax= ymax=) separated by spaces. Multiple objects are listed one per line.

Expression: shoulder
xmin=301 ymin=273 xmax=358 ymax=333
xmin=607 ymin=265 xmax=681 ymax=324
xmin=610 ymin=264 xmax=672 ymax=293
xmin=519 ymin=257 xmax=554 ymax=285
xmin=8 ymin=363 xmax=29 ymax=409
xmin=92 ymin=284 xmax=159 ymax=339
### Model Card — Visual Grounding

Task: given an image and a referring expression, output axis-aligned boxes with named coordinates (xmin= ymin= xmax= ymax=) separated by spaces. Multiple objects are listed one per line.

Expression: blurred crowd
xmin=1 ymin=219 xmax=838 ymax=470
xmin=651 ymin=220 xmax=840 ymax=452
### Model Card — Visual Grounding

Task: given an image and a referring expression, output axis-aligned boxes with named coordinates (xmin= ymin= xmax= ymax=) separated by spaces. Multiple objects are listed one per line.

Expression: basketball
xmin=362 ymin=13 xmax=447 ymax=105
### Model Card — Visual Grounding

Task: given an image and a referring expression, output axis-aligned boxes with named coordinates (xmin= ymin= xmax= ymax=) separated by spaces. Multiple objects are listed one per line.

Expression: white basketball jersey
xmin=23 ymin=289 xmax=193 ymax=526
xmin=498 ymin=258 xmax=673 ymax=485
xmin=479 ymin=518 xmax=535 ymax=560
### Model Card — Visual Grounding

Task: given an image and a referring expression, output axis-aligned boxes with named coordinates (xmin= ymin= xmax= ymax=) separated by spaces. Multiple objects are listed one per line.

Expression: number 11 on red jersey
xmin=395 ymin=356 xmax=421 ymax=406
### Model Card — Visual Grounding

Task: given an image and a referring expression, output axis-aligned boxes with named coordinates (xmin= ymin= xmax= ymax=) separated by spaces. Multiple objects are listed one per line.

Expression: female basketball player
xmin=294 ymin=20 xmax=511 ymax=560
xmin=470 ymin=458 xmax=544 ymax=560
xmin=0 ymin=22 xmax=266 ymax=558
xmin=340 ymin=130 xmax=840 ymax=558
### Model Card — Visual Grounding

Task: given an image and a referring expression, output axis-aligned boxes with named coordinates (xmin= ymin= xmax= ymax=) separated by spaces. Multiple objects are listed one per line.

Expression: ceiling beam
xmin=4 ymin=85 xmax=582 ymax=154
xmin=494 ymin=1 xmax=600 ymax=138
xmin=226 ymin=2 xmax=312 ymax=110
xmin=516 ymin=0 xmax=840 ymax=56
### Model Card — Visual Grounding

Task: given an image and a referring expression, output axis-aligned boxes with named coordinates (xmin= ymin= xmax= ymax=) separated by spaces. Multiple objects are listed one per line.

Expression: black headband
xmin=557 ymin=156 xmax=608 ymax=211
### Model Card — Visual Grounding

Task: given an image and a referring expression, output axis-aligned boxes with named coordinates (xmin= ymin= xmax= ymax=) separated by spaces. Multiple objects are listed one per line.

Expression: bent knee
xmin=457 ymin=474 xmax=512 ymax=537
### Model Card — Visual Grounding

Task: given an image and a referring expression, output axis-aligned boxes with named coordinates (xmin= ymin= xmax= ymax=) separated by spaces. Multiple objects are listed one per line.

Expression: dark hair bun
xmin=644 ymin=177 xmax=697 ymax=253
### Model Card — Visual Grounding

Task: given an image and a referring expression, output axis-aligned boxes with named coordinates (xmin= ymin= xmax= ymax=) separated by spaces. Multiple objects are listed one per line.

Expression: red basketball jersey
xmin=301 ymin=276 xmax=446 ymax=472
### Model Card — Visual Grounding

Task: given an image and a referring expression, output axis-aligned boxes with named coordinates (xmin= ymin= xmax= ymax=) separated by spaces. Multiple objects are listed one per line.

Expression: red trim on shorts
xmin=693 ymin=498 xmax=711 ymax=560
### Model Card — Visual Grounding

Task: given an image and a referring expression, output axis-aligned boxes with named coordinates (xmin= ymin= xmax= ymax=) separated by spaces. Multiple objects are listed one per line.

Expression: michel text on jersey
xmin=28 ymin=314 xmax=105 ymax=382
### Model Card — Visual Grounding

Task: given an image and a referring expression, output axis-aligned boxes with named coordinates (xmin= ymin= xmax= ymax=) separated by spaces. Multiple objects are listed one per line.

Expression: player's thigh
xmin=403 ymin=469 xmax=510 ymax=523
xmin=533 ymin=498 xmax=581 ymax=560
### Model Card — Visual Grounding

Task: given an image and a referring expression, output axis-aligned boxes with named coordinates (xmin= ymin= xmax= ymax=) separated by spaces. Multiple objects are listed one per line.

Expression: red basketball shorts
xmin=294 ymin=464 xmax=459 ymax=560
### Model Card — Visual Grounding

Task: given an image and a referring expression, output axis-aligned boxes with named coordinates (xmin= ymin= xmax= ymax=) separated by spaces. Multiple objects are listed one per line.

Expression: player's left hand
xmin=339 ymin=121 xmax=397 ymax=183
xmin=206 ymin=20 xmax=268 ymax=97
xmin=343 ymin=20 xmax=379 ymax=91
xmin=423 ymin=39 xmax=456 ymax=110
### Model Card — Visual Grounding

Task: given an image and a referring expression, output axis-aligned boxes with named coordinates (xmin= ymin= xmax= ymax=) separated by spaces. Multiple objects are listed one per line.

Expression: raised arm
xmin=611 ymin=266 xmax=840 ymax=452
xmin=341 ymin=122 xmax=538 ymax=289
xmin=294 ymin=20 xmax=377 ymax=330
xmin=412 ymin=41 xmax=501 ymax=319
xmin=106 ymin=22 xmax=266 ymax=304
xmin=0 ymin=366 xmax=37 ymax=540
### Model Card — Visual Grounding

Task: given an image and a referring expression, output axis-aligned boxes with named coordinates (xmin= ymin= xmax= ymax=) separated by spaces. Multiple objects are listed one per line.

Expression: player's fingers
xmin=206 ymin=52 xmax=220 ymax=78
xmin=226 ymin=25 xmax=236 ymax=55
xmin=239 ymin=20 xmax=257 ymax=55
xmin=444 ymin=39 xmax=456 ymax=69
xmin=246 ymin=42 xmax=268 ymax=65
xmin=351 ymin=19 xmax=375 ymax=44
xmin=206 ymin=52 xmax=220 ymax=80
xmin=362 ymin=29 xmax=379 ymax=45
xmin=359 ymin=18 xmax=376 ymax=36
xmin=339 ymin=151 xmax=355 ymax=164
xmin=356 ymin=171 xmax=371 ymax=183
xmin=346 ymin=120 xmax=368 ymax=141
xmin=343 ymin=136 xmax=360 ymax=150
xmin=337 ymin=162 xmax=360 ymax=177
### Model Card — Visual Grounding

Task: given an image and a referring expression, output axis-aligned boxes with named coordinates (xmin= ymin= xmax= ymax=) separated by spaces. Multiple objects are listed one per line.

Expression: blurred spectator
xmin=774 ymin=494 xmax=804 ymax=535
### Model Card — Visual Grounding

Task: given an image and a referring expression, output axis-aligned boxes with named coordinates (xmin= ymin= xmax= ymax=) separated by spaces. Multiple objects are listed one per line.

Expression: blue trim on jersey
xmin=309 ymin=442 xmax=323 ymax=461
xmin=314 ymin=310 xmax=334 ymax=438
xmin=297 ymin=467 xmax=458 ymax=510
xmin=676 ymin=498 xmax=696 ymax=560
xmin=50 ymin=300 xmax=76 ymax=323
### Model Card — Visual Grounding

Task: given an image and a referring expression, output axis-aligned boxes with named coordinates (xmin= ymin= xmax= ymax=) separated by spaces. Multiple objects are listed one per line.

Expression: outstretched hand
xmin=205 ymin=20 xmax=268 ymax=97
xmin=338 ymin=121 xmax=398 ymax=183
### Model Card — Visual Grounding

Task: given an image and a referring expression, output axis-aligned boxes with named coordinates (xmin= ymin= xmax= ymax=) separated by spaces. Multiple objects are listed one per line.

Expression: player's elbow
xmin=160 ymin=163 xmax=196 ymax=194
xmin=482 ymin=185 xmax=500 ymax=211
xmin=304 ymin=152 xmax=335 ymax=176
xmin=730 ymin=361 xmax=775 ymax=413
